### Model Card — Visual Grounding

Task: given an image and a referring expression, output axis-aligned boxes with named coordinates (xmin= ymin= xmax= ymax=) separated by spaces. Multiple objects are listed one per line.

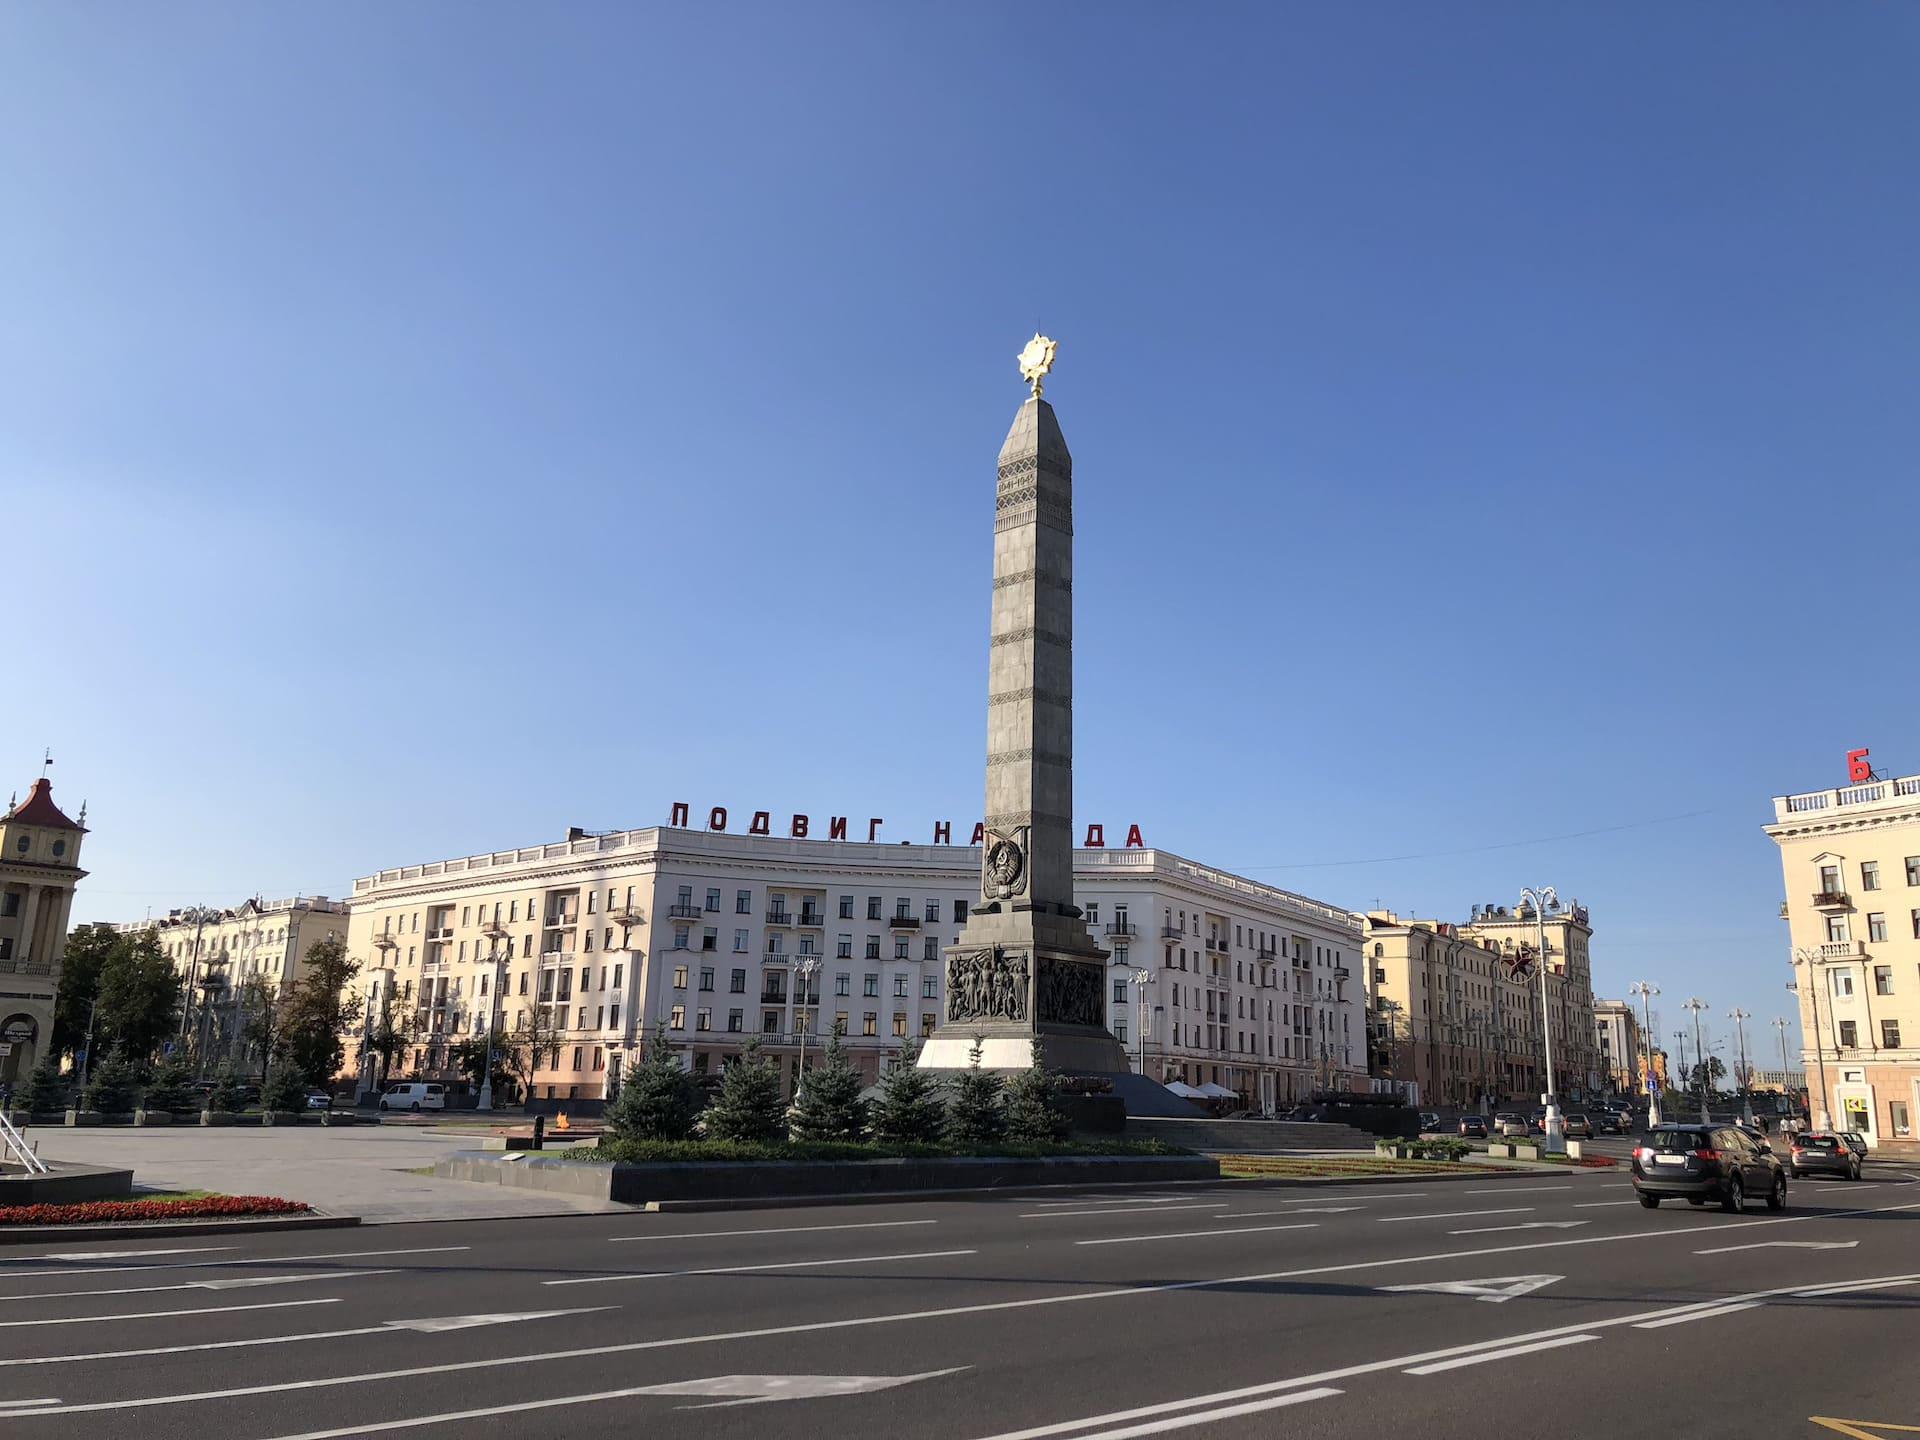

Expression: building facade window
xmin=736 ymin=890 xmax=752 ymax=914
xmin=705 ymin=887 xmax=722 ymax=911
xmin=1881 ymin=1019 xmax=1901 ymax=1049
xmin=1838 ymin=1019 xmax=1858 ymax=1048
xmin=863 ymin=1012 xmax=878 ymax=1037
xmin=669 ymin=1005 xmax=685 ymax=1030
xmin=1875 ymin=964 xmax=1894 ymax=995
xmin=1870 ymin=914 xmax=1889 ymax=944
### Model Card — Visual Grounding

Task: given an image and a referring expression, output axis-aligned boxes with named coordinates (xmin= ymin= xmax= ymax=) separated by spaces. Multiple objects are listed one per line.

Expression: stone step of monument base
xmin=1124 ymin=1117 xmax=1379 ymax=1153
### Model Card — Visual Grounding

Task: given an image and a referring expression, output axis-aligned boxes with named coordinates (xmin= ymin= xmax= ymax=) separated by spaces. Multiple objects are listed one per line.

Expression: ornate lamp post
xmin=1682 ymin=997 xmax=1710 ymax=1123
xmin=477 ymin=923 xmax=510 ymax=1111
xmin=794 ymin=956 xmax=821 ymax=1096
xmin=1127 ymin=967 xmax=1153 ymax=1078
xmin=1629 ymin=980 xmax=1662 ymax=1125
xmin=1790 ymin=947 xmax=1832 ymax=1130
xmin=1518 ymin=886 xmax=1564 ymax=1153
xmin=1728 ymin=1007 xmax=1753 ymax=1125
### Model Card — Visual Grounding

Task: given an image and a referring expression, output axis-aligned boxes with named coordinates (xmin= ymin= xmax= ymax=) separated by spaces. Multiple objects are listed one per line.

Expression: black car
xmin=1632 ymin=1123 xmax=1786 ymax=1212
xmin=1457 ymin=1115 xmax=1489 ymax=1138
xmin=1787 ymin=1133 xmax=1861 ymax=1181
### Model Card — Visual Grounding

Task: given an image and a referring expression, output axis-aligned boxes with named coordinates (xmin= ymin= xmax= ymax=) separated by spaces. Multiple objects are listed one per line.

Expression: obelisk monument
xmin=919 ymin=336 xmax=1130 ymax=1076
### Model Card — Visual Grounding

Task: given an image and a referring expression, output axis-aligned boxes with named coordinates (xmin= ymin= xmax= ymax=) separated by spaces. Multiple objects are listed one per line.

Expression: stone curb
xmin=0 ymin=1212 xmax=362 ymax=1245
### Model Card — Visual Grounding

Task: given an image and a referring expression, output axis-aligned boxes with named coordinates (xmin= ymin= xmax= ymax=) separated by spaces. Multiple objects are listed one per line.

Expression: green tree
xmin=262 ymin=1064 xmax=308 ymax=1113
xmin=81 ymin=1054 xmax=141 ymax=1113
xmin=205 ymin=1059 xmax=248 ymax=1113
xmin=235 ymin=975 xmax=280 ymax=1077
xmin=606 ymin=1025 xmax=701 ymax=1141
xmin=16 ymin=1057 xmax=68 ymax=1114
xmin=273 ymin=938 xmax=362 ymax=1087
xmin=702 ymin=1039 xmax=786 ymax=1144
xmin=364 ymin=989 xmax=416 ymax=1093
xmin=141 ymin=1057 xmax=196 ymax=1112
xmin=1004 ymin=1052 xmax=1069 ymax=1145
xmin=944 ymin=1038 xmax=1005 ymax=1147
xmin=789 ymin=1030 xmax=868 ymax=1143
xmin=503 ymin=1004 xmax=568 ymax=1098
xmin=93 ymin=929 xmax=183 ymax=1063
xmin=871 ymin=1038 xmax=945 ymax=1145
xmin=51 ymin=923 xmax=118 ymax=1061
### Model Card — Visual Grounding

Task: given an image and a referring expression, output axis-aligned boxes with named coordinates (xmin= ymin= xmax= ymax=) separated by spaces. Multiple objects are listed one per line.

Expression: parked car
xmin=303 ymin=1090 xmax=333 ymax=1111
xmin=1563 ymin=1114 xmax=1593 ymax=1138
xmin=1457 ymin=1115 xmax=1489 ymax=1139
xmin=1494 ymin=1112 xmax=1529 ymax=1138
xmin=1633 ymin=1123 xmax=1786 ymax=1212
xmin=1418 ymin=1112 xmax=1441 ymax=1133
xmin=1787 ymin=1133 xmax=1861 ymax=1181
xmin=377 ymin=1082 xmax=446 ymax=1113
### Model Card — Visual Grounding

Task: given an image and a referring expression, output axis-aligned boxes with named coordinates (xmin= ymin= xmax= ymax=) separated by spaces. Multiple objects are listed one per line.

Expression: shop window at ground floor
xmin=1891 ymin=1100 xmax=1912 ymax=1138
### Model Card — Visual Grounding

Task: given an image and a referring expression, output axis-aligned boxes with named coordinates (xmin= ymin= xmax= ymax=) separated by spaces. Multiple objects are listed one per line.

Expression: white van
xmin=378 ymin=1082 xmax=446 ymax=1113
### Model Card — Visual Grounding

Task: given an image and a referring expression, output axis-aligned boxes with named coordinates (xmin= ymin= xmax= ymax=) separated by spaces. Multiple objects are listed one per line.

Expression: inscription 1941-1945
xmin=945 ymin=947 xmax=1029 ymax=1024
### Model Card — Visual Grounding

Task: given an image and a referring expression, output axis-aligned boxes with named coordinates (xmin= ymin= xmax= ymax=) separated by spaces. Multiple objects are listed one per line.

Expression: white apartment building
xmin=344 ymin=825 xmax=1366 ymax=1108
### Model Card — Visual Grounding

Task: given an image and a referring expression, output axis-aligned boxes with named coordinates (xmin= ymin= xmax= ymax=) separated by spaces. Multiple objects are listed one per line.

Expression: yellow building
xmin=1768 ymin=764 xmax=1920 ymax=1146
xmin=0 ymin=777 xmax=88 ymax=1084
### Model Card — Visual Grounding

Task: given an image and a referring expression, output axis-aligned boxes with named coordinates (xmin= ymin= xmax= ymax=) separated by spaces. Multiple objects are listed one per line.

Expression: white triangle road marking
xmin=1449 ymin=1221 xmax=1587 ymax=1236
xmin=1380 ymin=1274 xmax=1563 ymax=1304
xmin=644 ymin=1366 xmax=971 ymax=1409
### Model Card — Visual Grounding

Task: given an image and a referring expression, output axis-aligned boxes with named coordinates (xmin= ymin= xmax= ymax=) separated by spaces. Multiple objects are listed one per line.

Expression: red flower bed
xmin=0 ymin=1195 xmax=310 ymax=1226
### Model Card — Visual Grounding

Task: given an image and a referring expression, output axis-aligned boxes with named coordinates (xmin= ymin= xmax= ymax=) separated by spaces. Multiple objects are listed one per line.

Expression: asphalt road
xmin=0 ymin=1156 xmax=1914 ymax=1440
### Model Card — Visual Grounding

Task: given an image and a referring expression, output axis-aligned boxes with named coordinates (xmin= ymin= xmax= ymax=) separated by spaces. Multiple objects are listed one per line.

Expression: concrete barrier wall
xmin=1125 ymin=1118 xmax=1377 ymax=1152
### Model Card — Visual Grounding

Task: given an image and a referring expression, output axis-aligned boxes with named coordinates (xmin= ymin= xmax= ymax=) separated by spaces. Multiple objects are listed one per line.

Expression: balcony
xmin=372 ymin=933 xmax=398 ymax=950
xmin=1816 ymin=940 xmax=1865 ymax=960
xmin=1778 ymin=901 xmax=1790 ymax=920
xmin=797 ymin=911 xmax=826 ymax=929
xmin=765 ymin=910 xmax=793 ymax=927
xmin=888 ymin=914 xmax=921 ymax=930
xmin=427 ymin=928 xmax=452 ymax=941
xmin=1105 ymin=922 xmax=1138 ymax=939
xmin=759 ymin=991 xmax=790 ymax=1006
xmin=1161 ymin=926 xmax=1184 ymax=940
xmin=666 ymin=903 xmax=702 ymax=921
xmin=1257 ymin=946 xmax=1277 ymax=961
xmin=607 ymin=905 xmax=645 ymax=925
xmin=1811 ymin=891 xmax=1852 ymax=910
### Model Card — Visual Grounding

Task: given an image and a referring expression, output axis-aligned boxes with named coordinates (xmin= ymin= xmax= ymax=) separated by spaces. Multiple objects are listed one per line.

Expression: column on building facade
xmin=13 ymin=885 xmax=40 ymax=969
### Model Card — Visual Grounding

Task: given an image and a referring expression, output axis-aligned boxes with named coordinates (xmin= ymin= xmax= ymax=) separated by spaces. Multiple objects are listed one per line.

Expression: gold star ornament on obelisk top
xmin=1017 ymin=332 xmax=1058 ymax=399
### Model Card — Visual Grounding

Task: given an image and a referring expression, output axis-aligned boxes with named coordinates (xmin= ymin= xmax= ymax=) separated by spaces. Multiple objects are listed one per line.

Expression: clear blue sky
xmin=6 ymin=5 xmax=1917 ymax=1062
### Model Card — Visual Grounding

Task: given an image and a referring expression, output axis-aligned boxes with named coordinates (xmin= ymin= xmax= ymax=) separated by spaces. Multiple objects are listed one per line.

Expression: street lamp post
xmin=1770 ymin=1016 xmax=1791 ymax=1118
xmin=1629 ymin=981 xmax=1662 ymax=1126
xmin=794 ymin=956 xmax=821 ymax=1096
xmin=1791 ymin=946 xmax=1832 ymax=1130
xmin=1518 ymin=886 xmax=1564 ymax=1154
xmin=1127 ymin=968 xmax=1152 ymax=1079
xmin=1674 ymin=1029 xmax=1689 ymax=1106
xmin=1682 ymin=997 xmax=1710 ymax=1122
xmin=175 ymin=906 xmax=221 ymax=1045
xmin=477 ymin=928 xmax=508 ymax=1111
xmin=1728 ymin=1008 xmax=1753 ymax=1126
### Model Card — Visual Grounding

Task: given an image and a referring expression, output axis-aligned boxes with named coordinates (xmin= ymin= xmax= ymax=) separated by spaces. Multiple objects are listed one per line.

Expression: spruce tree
xmin=81 ymin=1053 xmax=140 ymax=1113
xmin=1005 ymin=1052 xmax=1069 ymax=1145
xmin=262 ymin=1063 xmax=308 ymax=1113
xmin=871 ymin=1038 xmax=945 ymax=1146
xmin=605 ymin=1025 xmax=700 ymax=1142
xmin=788 ymin=1030 xmax=868 ymax=1143
xmin=17 ymin=1057 xmax=68 ymax=1114
xmin=943 ymin=1038 xmax=1006 ymax=1148
xmin=206 ymin=1059 xmax=248 ymax=1112
xmin=701 ymin=1039 xmax=787 ymax=1144
xmin=141 ymin=1057 xmax=196 ymax=1113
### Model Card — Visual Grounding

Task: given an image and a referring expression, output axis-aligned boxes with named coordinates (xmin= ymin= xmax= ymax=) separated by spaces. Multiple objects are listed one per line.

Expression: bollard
xmin=532 ymin=1114 xmax=545 ymax=1151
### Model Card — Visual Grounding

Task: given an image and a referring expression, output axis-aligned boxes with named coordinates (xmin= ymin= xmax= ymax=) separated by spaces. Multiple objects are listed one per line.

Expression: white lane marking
xmin=0 ymin=1299 xmax=337 ymax=1335
xmin=610 ymin=1221 xmax=936 ymax=1243
xmin=1403 ymin=1333 xmax=1598 ymax=1373
xmin=0 ymin=1245 xmax=469 ymax=1282
xmin=546 ymin=1249 xmax=975 ymax=1287
xmin=1633 ymin=1302 xmax=1761 ymax=1329
xmin=969 ymin=1271 xmax=1920 ymax=1440
xmin=1695 ymin=1239 xmax=1859 ymax=1255
xmin=0 ymin=1307 xmax=600 ymax=1364
xmin=1027 ymin=1196 xmax=1191 ymax=1206
xmin=0 ymin=1248 xmax=231 ymax=1265
xmin=1020 ymin=1204 xmax=1229 ymax=1219
xmin=0 ymin=1270 xmax=395 ymax=1302
xmin=1049 ymin=1387 xmax=1342 ymax=1440
xmin=1380 ymin=1275 xmax=1560 ymax=1304
xmin=1378 ymin=1207 xmax=1533 ymax=1224
xmin=1076 ymin=1224 xmax=1318 ymax=1247
xmin=1450 ymin=1221 xmax=1587 ymax=1236
xmin=1790 ymin=1276 xmax=1920 ymax=1299
xmin=0 ymin=1401 xmax=58 ymax=1411
xmin=1575 ymin=1200 xmax=1641 ymax=1208
xmin=1211 ymin=1208 xmax=1359 ymax=1219
xmin=1463 ymin=1186 xmax=1575 ymax=1195
xmin=244 ymin=1368 xmax=973 ymax=1437
xmin=39 ymin=1213 xmax=1920 ymax=1424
